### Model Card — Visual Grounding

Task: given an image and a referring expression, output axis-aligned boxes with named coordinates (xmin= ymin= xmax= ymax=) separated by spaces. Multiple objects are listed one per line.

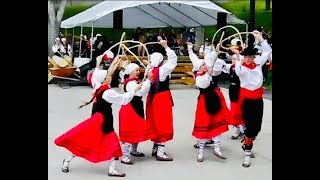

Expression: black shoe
xmin=193 ymin=140 xmax=214 ymax=148
xmin=130 ymin=151 xmax=145 ymax=157
xmin=156 ymin=155 xmax=173 ymax=161
xmin=61 ymin=159 xmax=69 ymax=173
xmin=108 ymin=171 xmax=126 ymax=177
xmin=231 ymin=132 xmax=244 ymax=140
xmin=152 ymin=144 xmax=158 ymax=156
xmin=193 ymin=143 xmax=200 ymax=148
xmin=242 ymin=162 xmax=250 ymax=168
xmin=152 ymin=144 xmax=168 ymax=156
xmin=206 ymin=140 xmax=214 ymax=145
xmin=152 ymin=151 xmax=167 ymax=156
xmin=120 ymin=159 xmax=134 ymax=165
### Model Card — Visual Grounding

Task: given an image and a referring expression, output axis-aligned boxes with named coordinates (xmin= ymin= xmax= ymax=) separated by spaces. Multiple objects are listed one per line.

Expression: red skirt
xmin=146 ymin=91 xmax=174 ymax=143
xmin=228 ymin=101 xmax=244 ymax=126
xmin=119 ymin=103 xmax=156 ymax=143
xmin=54 ymin=113 xmax=122 ymax=163
xmin=192 ymin=88 xmax=229 ymax=139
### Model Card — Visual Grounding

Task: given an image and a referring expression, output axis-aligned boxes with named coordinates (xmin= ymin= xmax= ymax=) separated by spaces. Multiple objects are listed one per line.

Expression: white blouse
xmin=146 ymin=47 xmax=177 ymax=82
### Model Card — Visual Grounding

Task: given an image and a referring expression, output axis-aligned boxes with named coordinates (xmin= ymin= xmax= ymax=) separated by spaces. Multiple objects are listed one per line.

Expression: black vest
xmin=124 ymin=80 xmax=145 ymax=119
xmin=92 ymin=89 xmax=114 ymax=134
xmin=198 ymin=82 xmax=221 ymax=115
xmin=229 ymin=68 xmax=240 ymax=102
xmin=149 ymin=76 xmax=173 ymax=106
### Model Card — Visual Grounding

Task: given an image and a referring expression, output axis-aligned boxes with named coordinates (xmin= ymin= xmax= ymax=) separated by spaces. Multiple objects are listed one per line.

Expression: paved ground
xmin=48 ymin=84 xmax=272 ymax=180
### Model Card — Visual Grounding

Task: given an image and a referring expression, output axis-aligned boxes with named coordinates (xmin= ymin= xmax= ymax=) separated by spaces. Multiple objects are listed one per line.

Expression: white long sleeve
xmin=102 ymin=89 xmax=135 ymax=105
xmin=255 ymin=40 xmax=272 ymax=65
xmin=159 ymin=47 xmax=177 ymax=81
xmin=126 ymin=79 xmax=151 ymax=97
xmin=119 ymin=70 xmax=125 ymax=83
xmin=195 ymin=73 xmax=211 ymax=89
xmin=235 ymin=60 xmax=246 ymax=76
xmin=188 ymin=49 xmax=200 ymax=63
xmin=52 ymin=45 xmax=58 ymax=53
xmin=211 ymin=58 xmax=226 ymax=76
xmin=52 ymin=45 xmax=61 ymax=53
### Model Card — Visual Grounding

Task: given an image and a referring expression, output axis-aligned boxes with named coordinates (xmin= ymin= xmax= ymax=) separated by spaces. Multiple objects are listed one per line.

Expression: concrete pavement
xmin=48 ymin=85 xmax=272 ymax=180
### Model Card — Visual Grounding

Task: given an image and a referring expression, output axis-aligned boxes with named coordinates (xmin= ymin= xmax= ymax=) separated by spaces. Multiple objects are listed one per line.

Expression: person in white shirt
xmin=118 ymin=63 xmax=156 ymax=165
xmin=145 ymin=40 xmax=177 ymax=161
xmin=222 ymin=51 xmax=246 ymax=140
xmin=188 ymin=43 xmax=230 ymax=162
xmin=51 ymin=37 xmax=66 ymax=65
xmin=55 ymin=57 xmax=143 ymax=177
xmin=233 ymin=31 xmax=272 ymax=167
xmin=61 ymin=38 xmax=73 ymax=58
xmin=199 ymin=38 xmax=212 ymax=56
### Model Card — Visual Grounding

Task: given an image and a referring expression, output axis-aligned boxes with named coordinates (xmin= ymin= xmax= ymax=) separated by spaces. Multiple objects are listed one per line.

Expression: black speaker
xmin=113 ymin=10 xmax=123 ymax=29
xmin=217 ymin=12 xmax=227 ymax=29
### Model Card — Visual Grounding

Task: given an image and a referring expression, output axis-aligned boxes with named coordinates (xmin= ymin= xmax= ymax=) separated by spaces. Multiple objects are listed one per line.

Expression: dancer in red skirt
xmin=223 ymin=51 xmax=246 ymax=140
xmin=233 ymin=31 xmax=272 ymax=167
xmin=54 ymin=57 xmax=143 ymax=177
xmin=188 ymin=43 xmax=230 ymax=162
xmin=118 ymin=63 xmax=156 ymax=165
xmin=145 ymin=40 xmax=177 ymax=161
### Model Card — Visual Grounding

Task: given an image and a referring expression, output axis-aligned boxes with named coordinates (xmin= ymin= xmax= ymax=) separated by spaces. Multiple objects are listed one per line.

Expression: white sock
xmin=108 ymin=157 xmax=116 ymax=174
xmin=65 ymin=154 xmax=75 ymax=162
xmin=131 ymin=143 xmax=138 ymax=153
xmin=198 ymin=139 xmax=206 ymax=155
xmin=156 ymin=142 xmax=165 ymax=157
xmin=63 ymin=154 xmax=75 ymax=167
xmin=244 ymin=150 xmax=252 ymax=156
xmin=244 ymin=150 xmax=252 ymax=163
xmin=239 ymin=125 xmax=244 ymax=133
xmin=212 ymin=135 xmax=221 ymax=152
xmin=121 ymin=142 xmax=130 ymax=158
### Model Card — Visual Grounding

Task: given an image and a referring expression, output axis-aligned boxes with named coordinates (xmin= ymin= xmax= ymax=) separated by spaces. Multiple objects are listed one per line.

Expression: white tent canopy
xmin=61 ymin=0 xmax=246 ymax=29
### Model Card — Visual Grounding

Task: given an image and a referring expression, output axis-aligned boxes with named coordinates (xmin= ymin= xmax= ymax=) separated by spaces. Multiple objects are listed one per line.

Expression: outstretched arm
xmin=103 ymin=83 xmax=143 ymax=105
xmin=252 ymin=30 xmax=272 ymax=65
xmin=159 ymin=40 xmax=178 ymax=81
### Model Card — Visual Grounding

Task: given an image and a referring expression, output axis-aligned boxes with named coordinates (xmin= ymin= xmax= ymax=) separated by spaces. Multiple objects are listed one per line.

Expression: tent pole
xmin=90 ymin=22 xmax=94 ymax=60
xmin=72 ymin=27 xmax=75 ymax=56
xmin=79 ymin=26 xmax=83 ymax=57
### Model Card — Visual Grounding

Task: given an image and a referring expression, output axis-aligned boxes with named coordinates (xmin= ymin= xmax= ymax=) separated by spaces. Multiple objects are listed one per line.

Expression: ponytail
xmin=78 ymin=91 xmax=98 ymax=109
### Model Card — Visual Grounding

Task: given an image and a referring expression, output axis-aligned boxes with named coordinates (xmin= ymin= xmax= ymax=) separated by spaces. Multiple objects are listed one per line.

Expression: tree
xmin=266 ymin=0 xmax=271 ymax=11
xmin=48 ymin=0 xmax=67 ymax=56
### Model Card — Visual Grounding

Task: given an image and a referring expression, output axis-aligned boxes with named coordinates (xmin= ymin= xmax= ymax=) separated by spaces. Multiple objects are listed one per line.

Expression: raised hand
xmin=159 ymin=40 xmax=168 ymax=49
xmin=187 ymin=43 xmax=193 ymax=51
xmin=251 ymin=30 xmax=264 ymax=42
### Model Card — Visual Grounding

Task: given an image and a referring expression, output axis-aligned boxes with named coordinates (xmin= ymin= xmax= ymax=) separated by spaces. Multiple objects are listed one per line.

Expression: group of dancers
xmin=54 ymin=30 xmax=272 ymax=177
